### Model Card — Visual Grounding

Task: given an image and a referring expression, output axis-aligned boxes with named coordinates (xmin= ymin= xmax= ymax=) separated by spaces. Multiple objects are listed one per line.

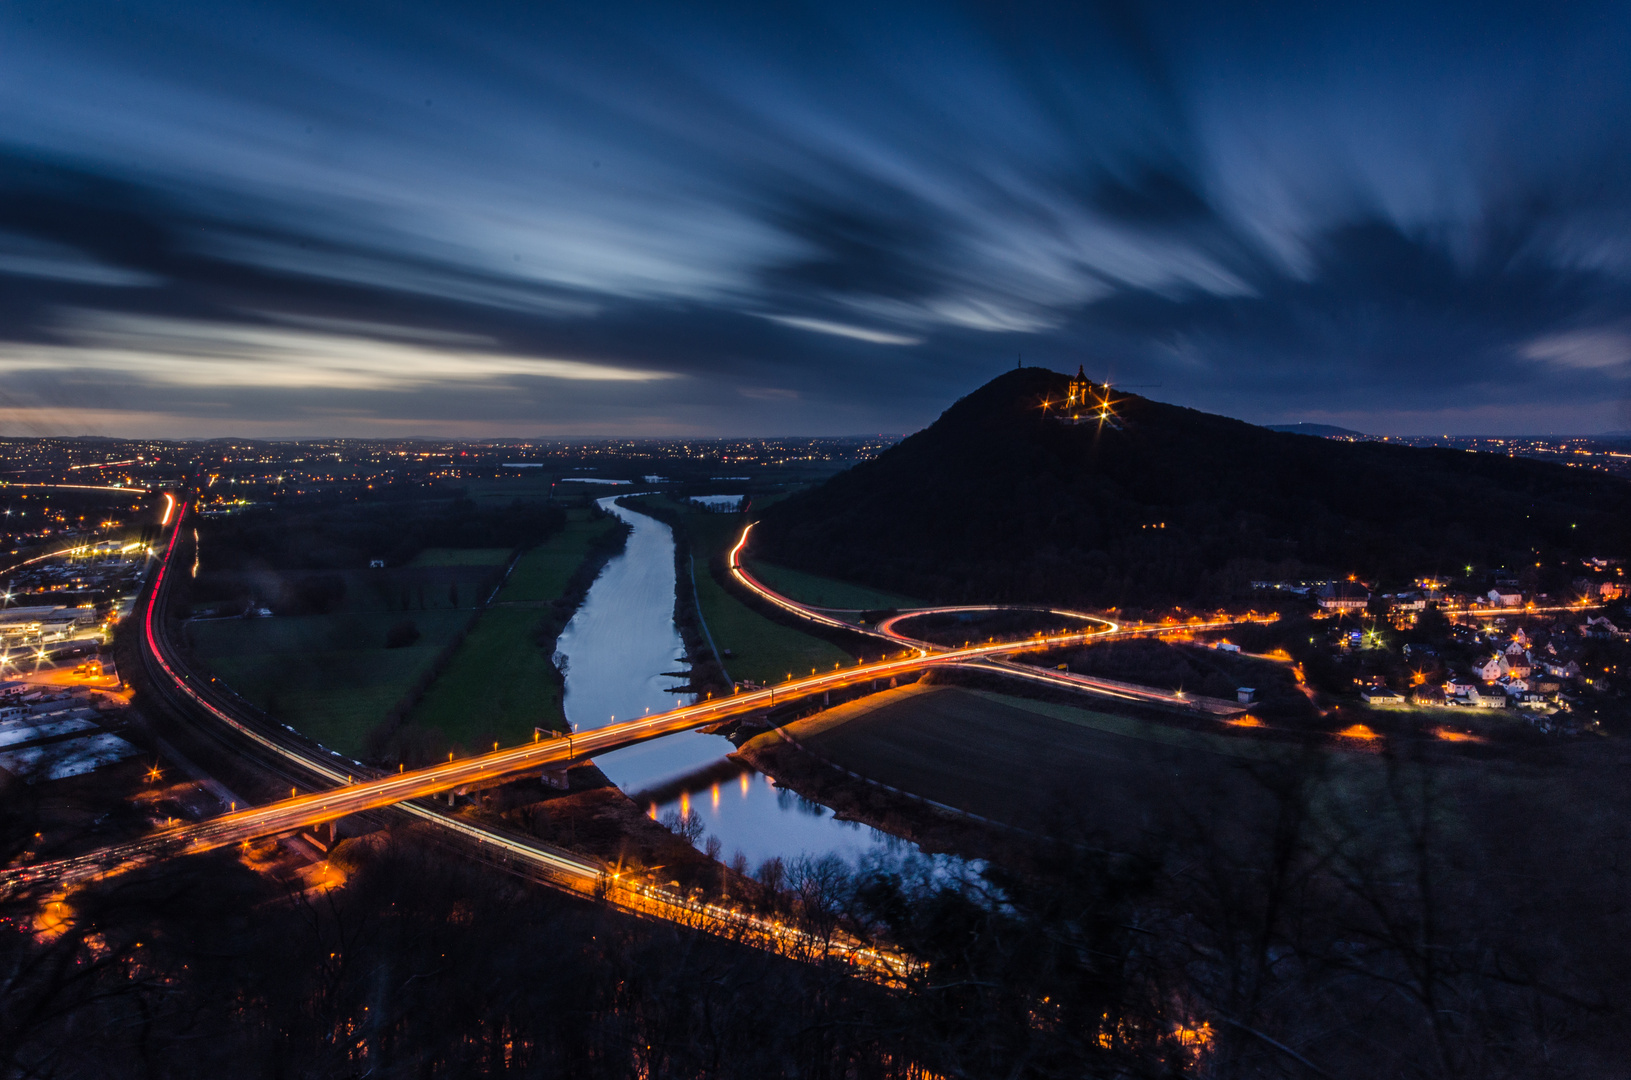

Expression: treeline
xmin=5 ymin=736 xmax=1629 ymax=1076
xmin=200 ymin=498 xmax=568 ymax=570
xmin=1054 ymin=638 xmax=1317 ymax=721
xmin=756 ymin=369 xmax=1631 ymax=610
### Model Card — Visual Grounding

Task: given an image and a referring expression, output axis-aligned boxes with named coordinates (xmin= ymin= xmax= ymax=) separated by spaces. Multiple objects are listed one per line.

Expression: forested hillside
xmin=755 ymin=368 xmax=1631 ymax=608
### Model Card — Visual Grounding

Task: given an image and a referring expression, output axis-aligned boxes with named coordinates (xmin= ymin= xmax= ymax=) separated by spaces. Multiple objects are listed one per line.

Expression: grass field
xmin=190 ymin=609 xmax=470 ymax=757
xmin=406 ymin=547 xmax=511 ymax=567
xmin=759 ymin=683 xmax=1294 ymax=832
xmin=691 ymin=557 xmax=851 ymax=685
xmin=627 ymin=498 xmax=853 ymax=686
xmin=457 ymin=476 xmax=558 ymax=503
xmin=403 ymin=511 xmax=620 ymax=750
xmin=743 ymin=560 xmax=920 ymax=610
xmin=497 ymin=514 xmax=615 ymax=602
xmin=347 ymin=565 xmax=506 ymax=614
xmin=400 ymin=608 xmax=562 ymax=752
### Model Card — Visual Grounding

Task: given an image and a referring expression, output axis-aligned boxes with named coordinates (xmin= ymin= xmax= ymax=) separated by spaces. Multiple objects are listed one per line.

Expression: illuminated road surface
xmin=9 ymin=618 xmax=1125 ymax=890
xmin=2 ymin=500 xmax=918 ymax=976
xmin=0 ymin=482 xmax=150 ymax=494
xmin=5 ymin=505 xmax=1252 ymax=971
xmin=728 ymin=522 xmax=1248 ymax=708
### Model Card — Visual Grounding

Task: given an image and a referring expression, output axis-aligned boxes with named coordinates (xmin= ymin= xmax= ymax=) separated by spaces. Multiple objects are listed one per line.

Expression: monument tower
xmin=1064 ymin=365 xmax=1091 ymax=412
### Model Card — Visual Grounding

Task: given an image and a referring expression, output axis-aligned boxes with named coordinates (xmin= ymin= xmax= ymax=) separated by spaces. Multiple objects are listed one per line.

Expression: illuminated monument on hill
xmin=1047 ymin=365 xmax=1123 ymax=429
xmin=1064 ymin=365 xmax=1092 ymax=412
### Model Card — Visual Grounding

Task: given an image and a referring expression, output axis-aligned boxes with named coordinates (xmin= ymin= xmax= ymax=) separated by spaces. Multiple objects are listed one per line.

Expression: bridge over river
xmin=4 ymin=498 xmax=1255 ymax=970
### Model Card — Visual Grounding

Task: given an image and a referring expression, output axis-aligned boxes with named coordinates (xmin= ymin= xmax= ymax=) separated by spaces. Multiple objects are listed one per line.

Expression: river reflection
xmin=557 ymin=497 xmax=905 ymax=870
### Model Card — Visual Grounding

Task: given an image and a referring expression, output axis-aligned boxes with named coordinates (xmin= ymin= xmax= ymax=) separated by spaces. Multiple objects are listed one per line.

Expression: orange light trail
xmin=67 ymin=459 xmax=140 ymax=471
xmin=0 ymin=482 xmax=151 ymax=494
xmin=2 ymin=504 xmax=922 ymax=978
xmin=8 ymin=514 xmax=1261 ymax=984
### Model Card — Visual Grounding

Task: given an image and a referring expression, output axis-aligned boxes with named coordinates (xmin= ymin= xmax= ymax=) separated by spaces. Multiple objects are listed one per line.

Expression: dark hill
xmin=753 ymin=369 xmax=1631 ymax=608
xmin=1264 ymin=423 xmax=1368 ymax=437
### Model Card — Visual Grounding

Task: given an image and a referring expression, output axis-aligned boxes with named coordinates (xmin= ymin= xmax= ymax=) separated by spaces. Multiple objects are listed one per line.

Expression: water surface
xmin=558 ymin=497 xmax=905 ymax=870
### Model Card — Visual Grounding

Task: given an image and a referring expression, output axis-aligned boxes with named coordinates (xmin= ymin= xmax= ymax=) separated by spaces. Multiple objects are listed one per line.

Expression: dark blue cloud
xmin=0 ymin=0 xmax=1628 ymax=435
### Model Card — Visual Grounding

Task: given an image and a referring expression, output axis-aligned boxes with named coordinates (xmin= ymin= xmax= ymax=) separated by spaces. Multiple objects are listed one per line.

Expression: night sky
xmin=3 ymin=1 xmax=1631 ymax=437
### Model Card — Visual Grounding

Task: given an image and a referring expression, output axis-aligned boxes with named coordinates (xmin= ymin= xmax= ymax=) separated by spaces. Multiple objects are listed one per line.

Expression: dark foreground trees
xmin=1 ymin=836 xmax=916 ymax=1079
xmin=5 ymin=738 xmax=1631 ymax=1078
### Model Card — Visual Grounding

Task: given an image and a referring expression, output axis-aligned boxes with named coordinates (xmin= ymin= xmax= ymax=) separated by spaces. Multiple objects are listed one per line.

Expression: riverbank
xmin=371 ymin=506 xmax=631 ymax=763
xmin=733 ymin=673 xmax=1324 ymax=862
xmin=611 ymin=495 xmax=733 ymax=697
xmin=733 ymin=681 xmax=1022 ymax=862
xmin=565 ymin=498 xmax=931 ymax=873
xmin=447 ymin=760 xmax=762 ymax=898
xmin=620 ymin=494 xmax=861 ymax=686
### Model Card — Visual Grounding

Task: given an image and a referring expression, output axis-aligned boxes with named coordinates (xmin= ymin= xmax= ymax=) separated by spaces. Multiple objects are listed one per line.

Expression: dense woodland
xmin=184 ymin=497 xmax=567 ymax=617
xmin=755 ymin=369 xmax=1631 ymax=610
xmin=199 ymin=497 xmax=568 ymax=572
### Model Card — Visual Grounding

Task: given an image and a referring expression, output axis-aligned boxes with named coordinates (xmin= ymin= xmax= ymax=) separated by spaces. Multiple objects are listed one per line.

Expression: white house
xmin=1544 ymin=659 xmax=1582 ymax=680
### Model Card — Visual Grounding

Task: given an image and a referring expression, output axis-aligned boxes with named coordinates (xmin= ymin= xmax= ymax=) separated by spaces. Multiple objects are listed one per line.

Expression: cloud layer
xmin=1 ymin=0 xmax=1629 ymax=435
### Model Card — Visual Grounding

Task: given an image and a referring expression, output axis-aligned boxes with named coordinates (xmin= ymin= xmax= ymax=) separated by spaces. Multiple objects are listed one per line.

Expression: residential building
xmin=1319 ymin=582 xmax=1370 ymax=612
xmin=1411 ymin=685 xmax=1446 ymax=707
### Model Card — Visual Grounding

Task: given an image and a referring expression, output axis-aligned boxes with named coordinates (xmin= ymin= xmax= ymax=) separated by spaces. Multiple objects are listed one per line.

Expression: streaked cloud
xmin=1522 ymin=329 xmax=1631 ymax=376
xmin=0 ymin=231 xmax=162 ymax=288
xmin=0 ymin=0 xmax=1625 ymax=434
xmin=0 ymin=310 xmax=675 ymax=391
xmin=760 ymin=315 xmax=922 ymax=346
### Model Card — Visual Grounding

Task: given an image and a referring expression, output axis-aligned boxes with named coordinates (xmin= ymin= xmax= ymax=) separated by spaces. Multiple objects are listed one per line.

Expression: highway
xmin=7 ymin=575 xmax=1124 ymax=888
xmin=725 ymin=524 xmax=1114 ymax=644
xmin=5 ymin=504 xmax=1258 ymax=976
xmin=0 ymin=482 xmax=150 ymax=494
xmin=727 ymin=521 xmax=1251 ymax=711
xmin=6 ymin=500 xmax=917 ymax=975
xmin=874 ymin=605 xmax=1107 ymax=644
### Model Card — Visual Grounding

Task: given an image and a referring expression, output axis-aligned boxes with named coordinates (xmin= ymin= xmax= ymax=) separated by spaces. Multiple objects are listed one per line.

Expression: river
xmin=555 ymin=497 xmax=906 ymax=871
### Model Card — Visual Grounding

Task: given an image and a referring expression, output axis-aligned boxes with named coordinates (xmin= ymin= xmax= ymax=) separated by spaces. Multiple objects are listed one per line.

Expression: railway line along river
xmin=555 ymin=497 xmax=908 ymax=872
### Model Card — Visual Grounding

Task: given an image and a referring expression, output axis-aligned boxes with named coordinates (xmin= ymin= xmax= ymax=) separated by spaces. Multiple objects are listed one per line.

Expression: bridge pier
xmin=542 ymin=763 xmax=570 ymax=790
xmin=301 ymin=819 xmax=337 ymax=852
